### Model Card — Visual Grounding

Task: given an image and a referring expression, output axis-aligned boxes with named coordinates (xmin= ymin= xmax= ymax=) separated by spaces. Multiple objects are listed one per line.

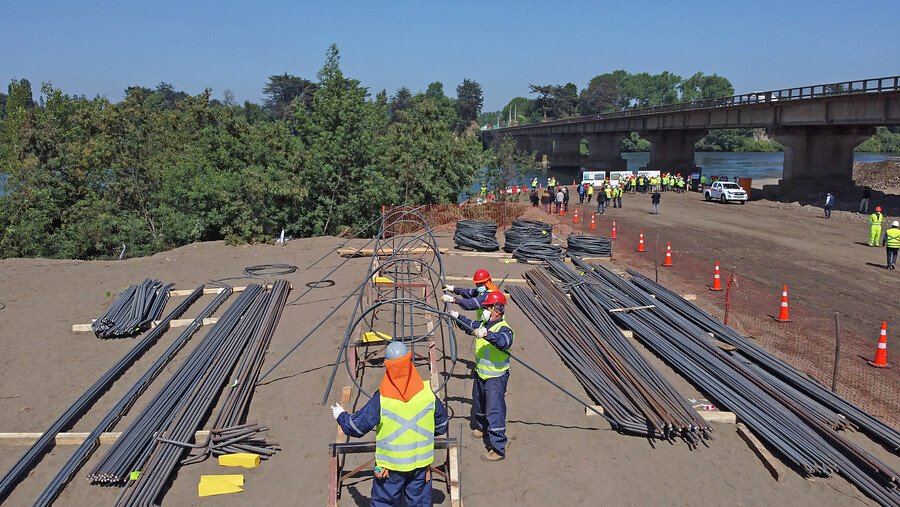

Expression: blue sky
xmin=2 ymin=1 xmax=898 ymax=111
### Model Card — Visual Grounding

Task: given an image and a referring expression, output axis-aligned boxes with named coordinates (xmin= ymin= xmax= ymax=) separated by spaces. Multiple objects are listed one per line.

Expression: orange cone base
xmin=868 ymin=361 xmax=892 ymax=369
xmin=708 ymin=285 xmax=723 ymax=291
xmin=773 ymin=316 xmax=791 ymax=323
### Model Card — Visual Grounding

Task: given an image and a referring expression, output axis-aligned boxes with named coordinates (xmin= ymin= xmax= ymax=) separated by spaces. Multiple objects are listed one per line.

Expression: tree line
xmin=0 ymin=45 xmax=525 ymax=260
xmin=478 ymin=70 xmax=899 ymax=153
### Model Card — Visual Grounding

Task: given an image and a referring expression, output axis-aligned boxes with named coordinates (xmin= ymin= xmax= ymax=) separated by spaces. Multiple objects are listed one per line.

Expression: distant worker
xmin=586 ymin=184 xmax=594 ymax=203
xmin=577 ymin=182 xmax=585 ymax=204
xmin=615 ymin=185 xmax=623 ymax=208
xmin=442 ymin=269 xmax=498 ymax=323
xmin=530 ymin=188 xmax=539 ymax=207
xmin=859 ymin=186 xmax=872 ymax=214
xmin=449 ymin=291 xmax=513 ymax=462
xmin=824 ymin=192 xmax=835 ymax=219
xmin=562 ymin=186 xmax=570 ymax=212
xmin=531 ymin=177 xmax=538 ymax=190
xmin=651 ymin=189 xmax=661 ymax=214
xmin=604 ymin=185 xmax=613 ymax=211
xmin=597 ymin=185 xmax=608 ymax=214
xmin=884 ymin=220 xmax=900 ymax=270
xmin=332 ymin=341 xmax=448 ymax=507
xmin=869 ymin=206 xmax=884 ymax=247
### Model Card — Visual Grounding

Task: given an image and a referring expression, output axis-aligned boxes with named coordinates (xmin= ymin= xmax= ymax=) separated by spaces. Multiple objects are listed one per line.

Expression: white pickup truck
xmin=704 ymin=181 xmax=748 ymax=204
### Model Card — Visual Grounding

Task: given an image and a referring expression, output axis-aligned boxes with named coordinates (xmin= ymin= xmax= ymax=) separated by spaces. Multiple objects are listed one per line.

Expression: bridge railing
xmin=491 ymin=75 xmax=900 ymax=131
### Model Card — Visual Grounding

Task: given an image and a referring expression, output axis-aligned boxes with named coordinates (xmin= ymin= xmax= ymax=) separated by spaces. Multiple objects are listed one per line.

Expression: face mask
xmin=476 ymin=286 xmax=487 ymax=294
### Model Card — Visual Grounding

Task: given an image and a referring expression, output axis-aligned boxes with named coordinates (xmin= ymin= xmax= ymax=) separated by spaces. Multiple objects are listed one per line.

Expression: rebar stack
xmin=628 ymin=270 xmax=900 ymax=451
xmin=552 ymin=258 xmax=900 ymax=506
xmin=454 ymin=220 xmax=499 ymax=251
xmin=92 ymin=279 xmax=171 ymax=339
xmin=508 ymin=271 xmax=710 ymax=445
xmin=566 ymin=234 xmax=611 ymax=257
xmin=0 ymin=283 xmax=201 ymax=504
xmin=502 ymin=219 xmax=552 ymax=253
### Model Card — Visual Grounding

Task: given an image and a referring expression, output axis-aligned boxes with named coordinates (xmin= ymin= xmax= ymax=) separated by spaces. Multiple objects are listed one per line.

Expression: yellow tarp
xmin=198 ymin=474 xmax=244 ymax=497
xmin=218 ymin=453 xmax=260 ymax=468
xmin=374 ymin=276 xmax=394 ymax=284
xmin=363 ymin=331 xmax=392 ymax=343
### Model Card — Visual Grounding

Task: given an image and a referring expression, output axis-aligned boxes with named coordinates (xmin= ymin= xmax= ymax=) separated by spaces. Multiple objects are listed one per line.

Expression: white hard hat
xmin=893 ymin=220 xmax=900 ymax=227
xmin=385 ymin=341 xmax=409 ymax=360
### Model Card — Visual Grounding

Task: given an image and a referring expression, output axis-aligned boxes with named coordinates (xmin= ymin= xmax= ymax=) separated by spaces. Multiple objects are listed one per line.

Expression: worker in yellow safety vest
xmin=333 ymin=341 xmax=449 ymax=506
xmin=441 ymin=269 xmax=498 ymax=324
xmin=883 ymin=220 xmax=900 ymax=270
xmin=448 ymin=291 xmax=514 ymax=462
xmin=869 ymin=206 xmax=884 ymax=247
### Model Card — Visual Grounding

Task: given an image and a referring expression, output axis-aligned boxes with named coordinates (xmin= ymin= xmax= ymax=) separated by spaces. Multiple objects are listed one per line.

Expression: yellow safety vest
xmin=886 ymin=228 xmax=900 ymax=248
xmin=587 ymin=186 xmax=593 ymax=195
xmin=375 ymin=381 xmax=436 ymax=472
xmin=870 ymin=213 xmax=883 ymax=226
xmin=604 ymin=187 xmax=612 ymax=198
xmin=475 ymin=319 xmax=514 ymax=380
xmin=474 ymin=290 xmax=494 ymax=323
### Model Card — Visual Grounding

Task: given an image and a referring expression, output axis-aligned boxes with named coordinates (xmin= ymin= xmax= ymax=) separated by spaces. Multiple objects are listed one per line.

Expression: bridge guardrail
xmin=490 ymin=75 xmax=900 ymax=131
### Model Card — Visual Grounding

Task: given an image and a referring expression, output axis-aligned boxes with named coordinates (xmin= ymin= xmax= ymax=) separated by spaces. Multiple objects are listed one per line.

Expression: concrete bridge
xmin=482 ymin=76 xmax=900 ymax=183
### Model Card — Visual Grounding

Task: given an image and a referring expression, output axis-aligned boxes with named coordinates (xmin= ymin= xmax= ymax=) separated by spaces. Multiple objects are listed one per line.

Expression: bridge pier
xmin=582 ymin=133 xmax=629 ymax=171
xmin=641 ymin=129 xmax=707 ymax=173
xmin=769 ymin=126 xmax=875 ymax=182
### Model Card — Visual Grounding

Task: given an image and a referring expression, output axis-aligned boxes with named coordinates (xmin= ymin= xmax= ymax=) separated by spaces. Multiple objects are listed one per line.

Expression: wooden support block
xmin=447 ymin=250 xmax=511 ymax=258
xmin=707 ymin=333 xmax=738 ymax=352
xmin=699 ymin=411 xmax=737 ymax=424
xmin=682 ymin=294 xmax=697 ymax=301
xmin=335 ymin=386 xmax=352 ymax=443
xmin=620 ymin=330 xmax=634 ymax=339
xmin=583 ymin=405 xmax=606 ymax=416
xmin=445 ymin=276 xmax=527 ymax=284
xmin=565 ymin=256 xmax=610 ymax=263
xmin=448 ymin=445 xmax=462 ymax=507
xmin=609 ymin=305 xmax=655 ymax=313
xmin=72 ymin=317 xmax=218 ymax=333
xmin=0 ymin=430 xmax=210 ymax=446
xmin=337 ymin=247 xmax=447 ymax=258
xmin=736 ymin=423 xmax=786 ymax=482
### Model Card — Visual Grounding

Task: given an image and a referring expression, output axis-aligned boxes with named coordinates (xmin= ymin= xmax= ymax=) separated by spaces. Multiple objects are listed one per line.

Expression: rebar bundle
xmin=32 ymin=286 xmax=231 ymax=506
xmin=628 ymin=270 xmax=900 ymax=451
xmin=566 ymin=234 xmax=611 ymax=257
xmin=502 ymin=219 xmax=552 ymax=253
xmin=512 ymin=243 xmax=564 ymax=263
xmin=552 ymin=258 xmax=900 ymax=506
xmin=508 ymin=271 xmax=710 ymax=445
xmin=92 ymin=279 xmax=171 ymax=339
xmin=0 ymin=283 xmax=201 ymax=504
xmin=453 ymin=220 xmax=499 ymax=251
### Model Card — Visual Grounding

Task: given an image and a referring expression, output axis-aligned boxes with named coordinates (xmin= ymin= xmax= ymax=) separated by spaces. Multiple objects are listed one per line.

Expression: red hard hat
xmin=483 ymin=291 xmax=507 ymax=306
xmin=472 ymin=269 xmax=492 ymax=284
xmin=875 ymin=206 xmax=882 ymax=212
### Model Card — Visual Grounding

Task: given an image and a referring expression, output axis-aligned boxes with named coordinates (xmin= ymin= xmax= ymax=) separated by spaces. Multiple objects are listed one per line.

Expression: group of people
xmin=333 ymin=269 xmax=514 ymax=505
xmin=823 ymin=190 xmax=898 ymax=270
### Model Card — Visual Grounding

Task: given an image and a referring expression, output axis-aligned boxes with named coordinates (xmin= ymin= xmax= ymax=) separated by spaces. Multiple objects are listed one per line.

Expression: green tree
xmin=529 ymin=83 xmax=579 ymax=119
xmin=389 ymin=86 xmax=413 ymax=123
xmin=455 ymin=78 xmax=483 ymax=131
xmin=679 ymin=72 xmax=734 ymax=102
xmin=263 ymin=73 xmax=317 ymax=119
xmin=482 ymin=136 xmax=540 ymax=196
xmin=578 ymin=70 xmax=629 ymax=114
xmin=0 ymin=92 xmax=7 ymax=118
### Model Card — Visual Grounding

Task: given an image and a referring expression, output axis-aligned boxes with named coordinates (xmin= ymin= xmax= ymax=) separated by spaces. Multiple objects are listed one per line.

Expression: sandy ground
xmin=1 ymin=191 xmax=899 ymax=506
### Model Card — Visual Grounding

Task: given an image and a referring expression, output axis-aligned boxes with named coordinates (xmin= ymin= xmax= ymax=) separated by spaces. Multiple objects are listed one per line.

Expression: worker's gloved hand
xmin=448 ymin=310 xmax=459 ymax=319
xmin=331 ymin=403 xmax=345 ymax=420
xmin=443 ymin=284 xmax=455 ymax=292
xmin=440 ymin=294 xmax=455 ymax=303
xmin=473 ymin=327 xmax=488 ymax=338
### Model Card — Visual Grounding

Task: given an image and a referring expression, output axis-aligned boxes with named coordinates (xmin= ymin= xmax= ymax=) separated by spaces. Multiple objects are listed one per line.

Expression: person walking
xmin=597 ymin=185 xmax=608 ymax=214
xmin=449 ymin=291 xmax=514 ymax=462
xmin=651 ymin=190 xmax=661 ymax=214
xmin=824 ymin=192 xmax=835 ymax=219
xmin=883 ymin=220 xmax=900 ymax=270
xmin=562 ymin=186 xmax=570 ymax=212
xmin=603 ymin=185 xmax=613 ymax=211
xmin=332 ymin=341 xmax=449 ymax=507
xmin=555 ymin=188 xmax=565 ymax=214
xmin=586 ymin=184 xmax=594 ymax=203
xmin=860 ymin=186 xmax=872 ymax=214
xmin=531 ymin=177 xmax=538 ymax=190
xmin=869 ymin=206 xmax=884 ymax=247
xmin=577 ymin=182 xmax=585 ymax=204
xmin=615 ymin=185 xmax=623 ymax=208
xmin=530 ymin=188 xmax=539 ymax=207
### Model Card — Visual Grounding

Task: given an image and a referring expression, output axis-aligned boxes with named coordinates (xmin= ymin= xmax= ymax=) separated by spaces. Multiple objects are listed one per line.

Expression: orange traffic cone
xmin=558 ymin=204 xmax=564 ymax=216
xmin=573 ymin=209 xmax=579 ymax=224
xmin=572 ymin=179 xmax=577 ymax=186
xmin=869 ymin=322 xmax=890 ymax=368
xmin=662 ymin=242 xmax=673 ymax=267
xmin=637 ymin=230 xmax=645 ymax=252
xmin=775 ymin=285 xmax=790 ymax=322
xmin=611 ymin=221 xmax=617 ymax=239
xmin=589 ymin=213 xmax=596 ymax=230
xmin=710 ymin=261 xmax=723 ymax=291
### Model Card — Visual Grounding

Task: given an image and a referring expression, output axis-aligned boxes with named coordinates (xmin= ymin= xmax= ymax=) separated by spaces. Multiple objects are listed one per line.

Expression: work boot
xmin=481 ymin=450 xmax=505 ymax=462
xmin=471 ymin=428 xmax=483 ymax=438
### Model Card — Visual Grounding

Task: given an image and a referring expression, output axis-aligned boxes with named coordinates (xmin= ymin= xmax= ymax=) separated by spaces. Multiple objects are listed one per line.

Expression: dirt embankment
xmin=854 ymin=158 xmax=900 ymax=193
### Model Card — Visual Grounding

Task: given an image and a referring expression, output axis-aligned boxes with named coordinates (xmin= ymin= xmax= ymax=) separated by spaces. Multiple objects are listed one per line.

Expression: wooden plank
xmin=565 ymin=256 xmax=610 ymax=263
xmin=0 ymin=430 xmax=210 ymax=446
xmin=682 ymin=293 xmax=697 ymax=301
xmin=736 ymin=422 xmax=786 ymax=482
xmin=337 ymin=247 xmax=447 ymax=258
xmin=448 ymin=445 xmax=462 ymax=507
xmin=335 ymin=386 xmax=352 ymax=443
xmin=620 ymin=329 xmax=634 ymax=339
xmin=699 ymin=411 xmax=737 ymax=424
xmin=584 ymin=405 xmax=606 ymax=416
xmin=707 ymin=333 xmax=738 ymax=352
xmin=447 ymin=250 xmax=511 ymax=258
xmin=72 ymin=317 xmax=218 ymax=333
xmin=445 ymin=276 xmax=527 ymax=284
xmin=609 ymin=305 xmax=656 ymax=313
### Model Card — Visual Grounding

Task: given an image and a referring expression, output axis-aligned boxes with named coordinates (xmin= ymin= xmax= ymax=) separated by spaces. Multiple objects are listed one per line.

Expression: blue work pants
xmin=471 ymin=372 xmax=509 ymax=455
xmin=371 ymin=467 xmax=432 ymax=507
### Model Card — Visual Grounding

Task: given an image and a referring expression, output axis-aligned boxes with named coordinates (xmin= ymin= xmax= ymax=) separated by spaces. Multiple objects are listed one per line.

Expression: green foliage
xmin=455 ymin=79 xmax=483 ymax=131
xmin=857 ymin=127 xmax=900 ymax=153
xmin=0 ymin=45 xmax=485 ymax=260
xmin=529 ymin=83 xmax=578 ymax=119
xmin=678 ymin=72 xmax=734 ymax=102
xmin=482 ymin=136 xmax=540 ymax=196
xmin=620 ymin=132 xmax=650 ymax=152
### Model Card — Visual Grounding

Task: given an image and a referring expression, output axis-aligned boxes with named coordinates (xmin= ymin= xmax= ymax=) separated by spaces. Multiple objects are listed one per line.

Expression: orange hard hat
xmin=875 ymin=206 xmax=882 ymax=212
xmin=472 ymin=269 xmax=492 ymax=284
xmin=483 ymin=291 xmax=507 ymax=306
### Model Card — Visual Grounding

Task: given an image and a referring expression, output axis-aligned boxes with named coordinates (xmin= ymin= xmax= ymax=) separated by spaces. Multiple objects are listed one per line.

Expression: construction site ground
xmin=0 ymin=185 xmax=898 ymax=505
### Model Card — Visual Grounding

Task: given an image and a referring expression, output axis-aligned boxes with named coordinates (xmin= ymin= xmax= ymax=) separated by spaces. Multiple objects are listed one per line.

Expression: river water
xmin=474 ymin=151 xmax=894 ymax=194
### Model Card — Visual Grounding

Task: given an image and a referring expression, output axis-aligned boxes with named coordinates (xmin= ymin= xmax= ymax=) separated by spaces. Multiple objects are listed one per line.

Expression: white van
xmin=581 ymin=171 xmax=607 ymax=188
